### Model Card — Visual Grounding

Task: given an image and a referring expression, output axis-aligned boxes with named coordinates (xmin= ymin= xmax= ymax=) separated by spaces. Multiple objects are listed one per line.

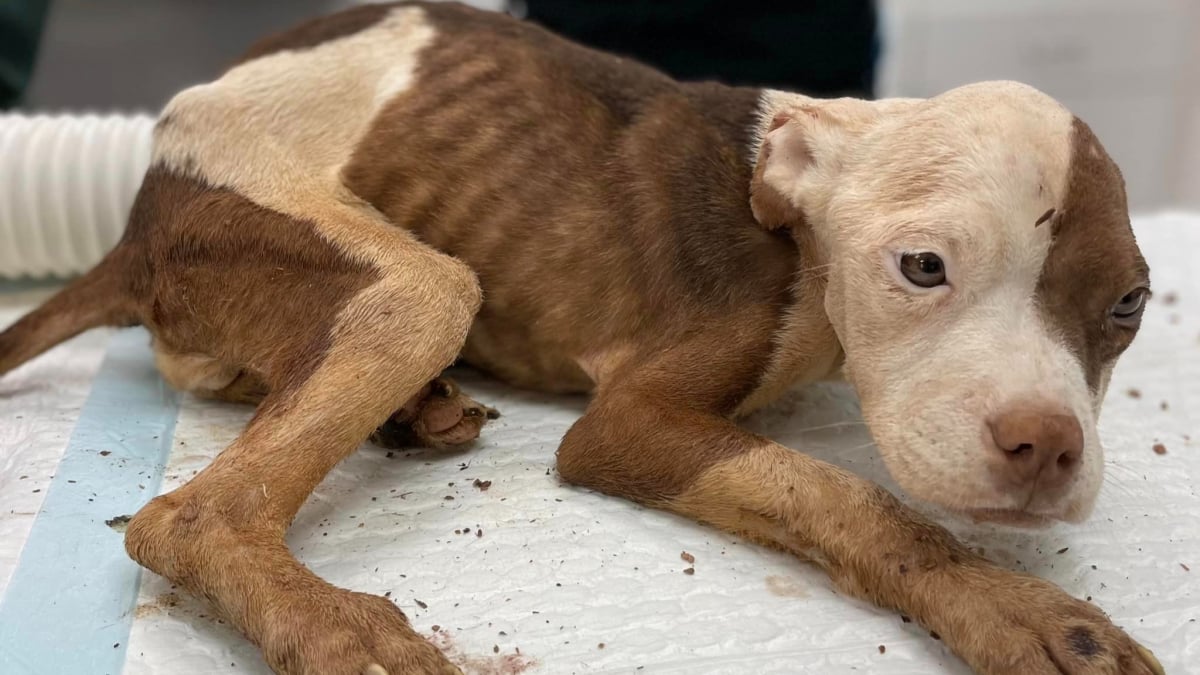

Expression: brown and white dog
xmin=0 ymin=3 xmax=1162 ymax=674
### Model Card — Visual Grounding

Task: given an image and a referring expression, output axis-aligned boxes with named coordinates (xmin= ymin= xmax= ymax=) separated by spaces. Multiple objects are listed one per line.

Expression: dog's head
xmin=751 ymin=81 xmax=1150 ymax=526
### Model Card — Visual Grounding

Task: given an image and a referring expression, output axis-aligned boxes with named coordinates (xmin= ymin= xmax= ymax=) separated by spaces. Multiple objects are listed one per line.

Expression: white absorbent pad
xmin=0 ymin=213 xmax=1197 ymax=674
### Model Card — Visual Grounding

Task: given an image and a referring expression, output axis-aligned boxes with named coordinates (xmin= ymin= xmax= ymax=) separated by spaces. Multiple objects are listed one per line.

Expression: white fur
xmin=752 ymin=82 xmax=1107 ymax=523
xmin=153 ymin=6 xmax=436 ymax=269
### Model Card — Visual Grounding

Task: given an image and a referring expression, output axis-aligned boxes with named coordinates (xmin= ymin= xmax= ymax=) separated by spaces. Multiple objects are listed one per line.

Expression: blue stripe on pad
xmin=0 ymin=328 xmax=180 ymax=675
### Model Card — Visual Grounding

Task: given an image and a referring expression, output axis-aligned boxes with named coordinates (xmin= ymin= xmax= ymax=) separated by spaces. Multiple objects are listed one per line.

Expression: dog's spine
xmin=0 ymin=247 xmax=140 ymax=377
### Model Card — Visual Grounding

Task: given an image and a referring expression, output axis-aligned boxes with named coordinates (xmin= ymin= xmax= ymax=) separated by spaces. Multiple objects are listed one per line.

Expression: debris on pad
xmin=878 ymin=645 xmax=886 ymax=654
xmin=1126 ymin=388 xmax=1142 ymax=399
xmin=1153 ymin=443 xmax=1168 ymax=455
xmin=683 ymin=567 xmax=695 ymax=575
xmin=473 ymin=479 xmax=492 ymax=491
xmin=680 ymin=551 xmax=695 ymax=564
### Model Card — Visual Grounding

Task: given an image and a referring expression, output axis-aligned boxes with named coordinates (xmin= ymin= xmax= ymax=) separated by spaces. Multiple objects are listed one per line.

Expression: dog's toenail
xmin=1136 ymin=644 xmax=1165 ymax=675
xmin=363 ymin=664 xmax=388 ymax=675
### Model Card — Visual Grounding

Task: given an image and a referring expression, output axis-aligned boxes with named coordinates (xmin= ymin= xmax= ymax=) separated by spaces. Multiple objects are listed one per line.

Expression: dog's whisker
xmin=793 ymin=420 xmax=868 ymax=432
xmin=1100 ymin=467 xmax=1140 ymax=497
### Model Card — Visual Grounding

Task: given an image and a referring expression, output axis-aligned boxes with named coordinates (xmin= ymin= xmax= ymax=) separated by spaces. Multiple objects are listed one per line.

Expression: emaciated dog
xmin=0 ymin=3 xmax=1160 ymax=674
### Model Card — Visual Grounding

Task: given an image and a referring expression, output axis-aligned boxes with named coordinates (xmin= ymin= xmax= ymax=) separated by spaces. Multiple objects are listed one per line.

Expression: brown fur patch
xmin=123 ymin=167 xmax=378 ymax=394
xmin=555 ymin=309 xmax=783 ymax=500
xmin=1035 ymin=118 xmax=1148 ymax=392
xmin=341 ymin=2 xmax=796 ymax=397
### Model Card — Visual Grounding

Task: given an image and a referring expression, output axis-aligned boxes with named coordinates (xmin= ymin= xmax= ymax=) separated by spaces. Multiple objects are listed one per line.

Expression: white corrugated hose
xmin=0 ymin=114 xmax=155 ymax=279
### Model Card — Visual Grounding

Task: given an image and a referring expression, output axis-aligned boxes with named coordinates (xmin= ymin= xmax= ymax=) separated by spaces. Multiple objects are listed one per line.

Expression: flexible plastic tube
xmin=0 ymin=113 xmax=155 ymax=279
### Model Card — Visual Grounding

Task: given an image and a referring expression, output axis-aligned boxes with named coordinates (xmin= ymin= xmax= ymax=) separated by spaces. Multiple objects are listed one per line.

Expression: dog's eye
xmin=1111 ymin=288 xmax=1149 ymax=323
xmin=899 ymin=252 xmax=947 ymax=288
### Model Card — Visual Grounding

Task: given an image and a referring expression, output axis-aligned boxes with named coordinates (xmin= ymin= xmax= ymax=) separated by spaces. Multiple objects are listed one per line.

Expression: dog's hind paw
xmin=370 ymin=377 xmax=498 ymax=450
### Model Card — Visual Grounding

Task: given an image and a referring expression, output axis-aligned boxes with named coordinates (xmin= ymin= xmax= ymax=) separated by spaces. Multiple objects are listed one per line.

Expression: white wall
xmin=878 ymin=0 xmax=1198 ymax=212
xmin=1174 ymin=8 xmax=1200 ymax=209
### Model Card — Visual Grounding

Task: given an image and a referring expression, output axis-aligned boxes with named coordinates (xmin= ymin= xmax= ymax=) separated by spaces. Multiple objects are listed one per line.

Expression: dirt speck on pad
xmin=1162 ymin=291 xmax=1179 ymax=305
xmin=682 ymin=567 xmax=695 ymax=575
xmin=473 ymin=479 xmax=492 ymax=491
xmin=106 ymin=515 xmax=132 ymax=532
xmin=1153 ymin=443 xmax=1167 ymax=455
xmin=414 ymin=599 xmax=427 ymax=609
xmin=680 ymin=551 xmax=695 ymax=564
xmin=134 ymin=592 xmax=183 ymax=619
xmin=878 ymin=645 xmax=886 ymax=654
xmin=1056 ymin=547 xmax=1069 ymax=555
xmin=765 ymin=575 xmax=809 ymax=598
xmin=1182 ymin=563 xmax=1191 ymax=572
xmin=428 ymin=629 xmax=536 ymax=674
xmin=99 ymin=450 xmax=111 ymax=457
xmin=1126 ymin=388 xmax=1142 ymax=399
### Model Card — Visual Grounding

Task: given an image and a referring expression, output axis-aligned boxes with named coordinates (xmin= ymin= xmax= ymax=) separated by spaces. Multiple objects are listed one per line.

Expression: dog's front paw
xmin=936 ymin=572 xmax=1163 ymax=675
xmin=261 ymin=589 xmax=461 ymax=675
xmin=371 ymin=377 xmax=498 ymax=450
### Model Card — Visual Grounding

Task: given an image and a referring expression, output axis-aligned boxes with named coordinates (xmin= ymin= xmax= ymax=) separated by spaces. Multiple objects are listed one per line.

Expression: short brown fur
xmin=1036 ymin=118 xmax=1150 ymax=393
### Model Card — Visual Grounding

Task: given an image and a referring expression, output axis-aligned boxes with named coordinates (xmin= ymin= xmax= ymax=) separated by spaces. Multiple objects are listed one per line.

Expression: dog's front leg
xmin=557 ymin=387 xmax=1162 ymax=675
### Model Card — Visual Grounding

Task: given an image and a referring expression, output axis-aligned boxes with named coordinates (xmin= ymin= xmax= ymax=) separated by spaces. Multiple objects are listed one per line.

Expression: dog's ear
xmin=750 ymin=101 xmax=880 ymax=230
xmin=750 ymin=111 xmax=813 ymax=229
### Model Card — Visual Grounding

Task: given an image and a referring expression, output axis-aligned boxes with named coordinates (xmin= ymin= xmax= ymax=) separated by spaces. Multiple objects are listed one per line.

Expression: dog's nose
xmin=987 ymin=408 xmax=1084 ymax=489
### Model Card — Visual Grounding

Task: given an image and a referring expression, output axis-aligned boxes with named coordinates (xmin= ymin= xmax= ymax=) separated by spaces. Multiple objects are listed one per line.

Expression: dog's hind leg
xmin=154 ymin=345 xmax=493 ymax=448
xmin=371 ymin=376 xmax=499 ymax=450
xmin=122 ymin=171 xmax=477 ymax=675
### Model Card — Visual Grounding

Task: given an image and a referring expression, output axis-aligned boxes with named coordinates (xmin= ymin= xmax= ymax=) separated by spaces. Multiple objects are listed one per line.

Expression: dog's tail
xmin=0 ymin=246 xmax=141 ymax=378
